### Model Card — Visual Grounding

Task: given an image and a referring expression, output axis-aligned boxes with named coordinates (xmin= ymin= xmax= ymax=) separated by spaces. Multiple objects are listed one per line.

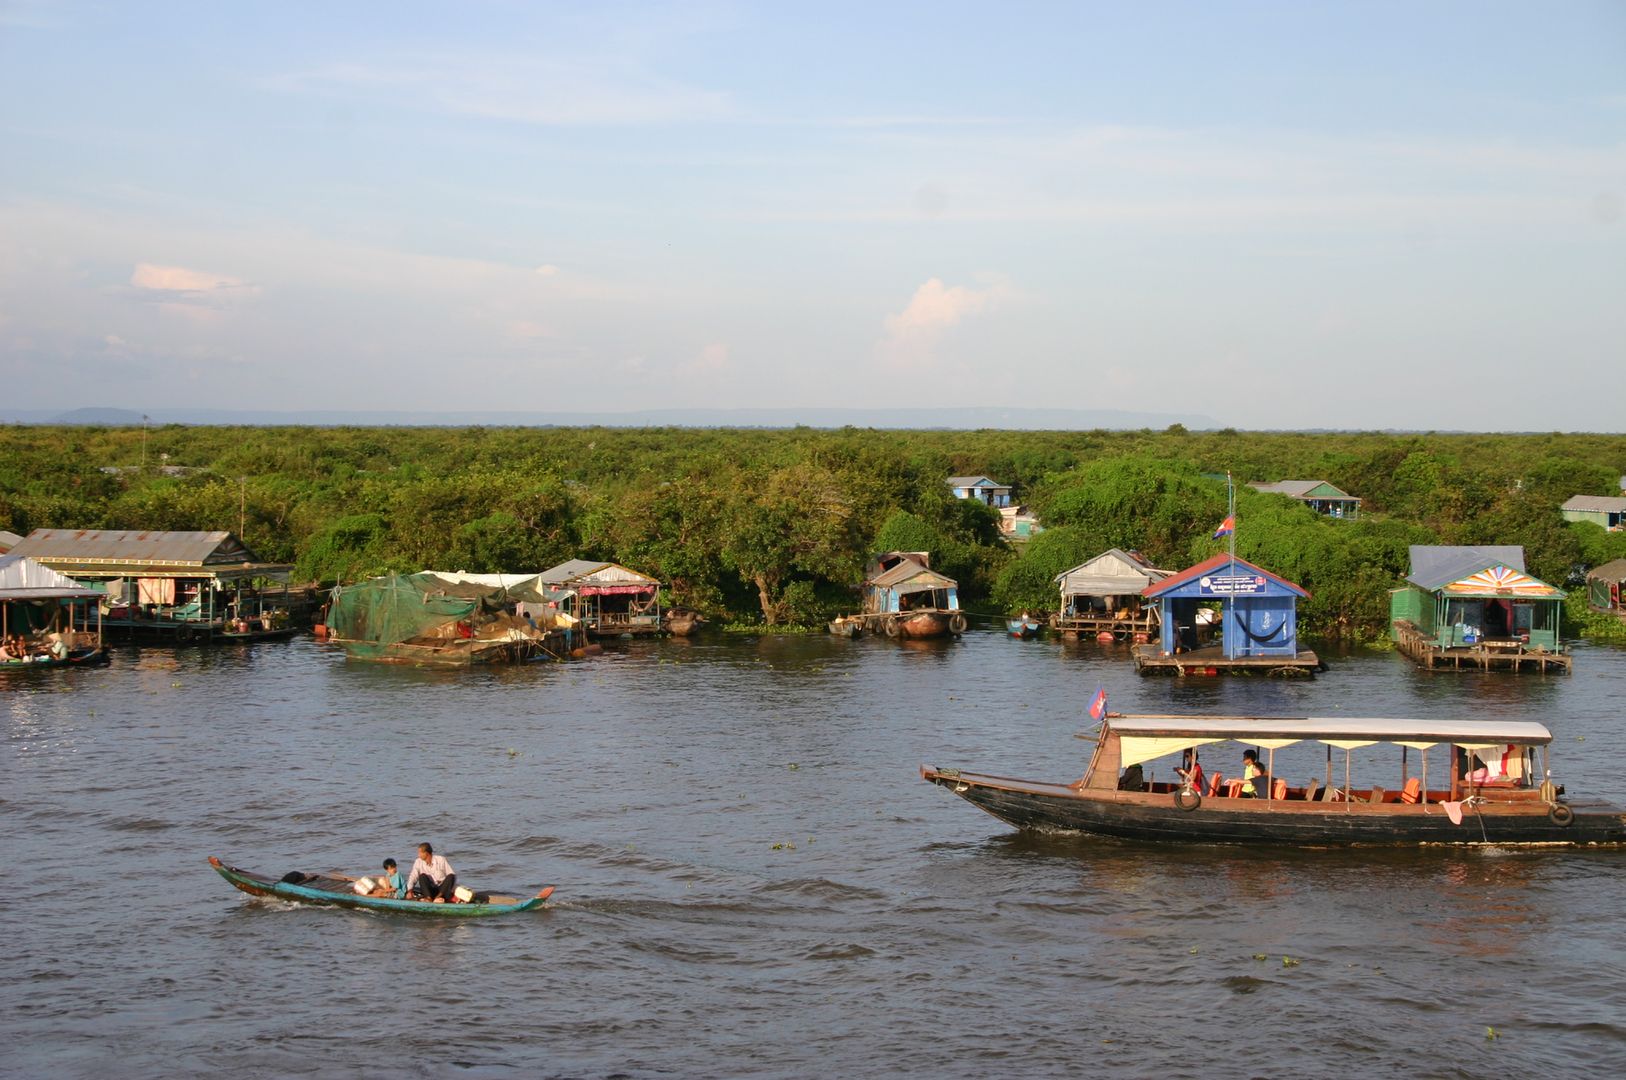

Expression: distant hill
xmin=3 ymin=405 xmax=1218 ymax=430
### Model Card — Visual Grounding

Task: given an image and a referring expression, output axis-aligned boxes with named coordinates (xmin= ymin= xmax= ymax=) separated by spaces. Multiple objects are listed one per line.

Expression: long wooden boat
xmin=209 ymin=857 xmax=554 ymax=916
xmin=664 ymin=608 xmax=705 ymax=636
xmin=1 ymin=646 xmax=110 ymax=669
xmin=923 ymin=714 xmax=1626 ymax=846
xmin=828 ymin=615 xmax=864 ymax=638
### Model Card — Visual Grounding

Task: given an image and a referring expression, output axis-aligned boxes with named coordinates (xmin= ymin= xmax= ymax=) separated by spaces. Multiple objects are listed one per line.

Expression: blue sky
xmin=2 ymin=1 xmax=1622 ymax=428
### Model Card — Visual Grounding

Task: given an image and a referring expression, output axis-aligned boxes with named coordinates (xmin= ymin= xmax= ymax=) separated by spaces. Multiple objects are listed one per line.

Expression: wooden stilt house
xmin=1051 ymin=549 xmax=1169 ymax=641
xmin=1587 ymin=559 xmax=1626 ymax=618
xmin=1389 ymin=546 xmax=1569 ymax=673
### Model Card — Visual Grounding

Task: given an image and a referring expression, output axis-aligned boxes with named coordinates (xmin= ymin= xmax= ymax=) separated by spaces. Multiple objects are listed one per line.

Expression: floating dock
xmin=1393 ymin=620 xmax=1570 ymax=674
xmin=1132 ymin=643 xmax=1321 ymax=677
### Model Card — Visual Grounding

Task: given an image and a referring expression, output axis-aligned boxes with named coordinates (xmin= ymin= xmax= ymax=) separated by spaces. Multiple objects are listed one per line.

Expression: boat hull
xmin=329 ymin=637 xmax=544 ymax=666
xmin=887 ymin=611 xmax=964 ymax=639
xmin=922 ymin=767 xmax=1626 ymax=846
xmin=1007 ymin=618 xmax=1041 ymax=639
xmin=209 ymin=857 xmax=553 ymax=916
xmin=828 ymin=618 xmax=863 ymax=638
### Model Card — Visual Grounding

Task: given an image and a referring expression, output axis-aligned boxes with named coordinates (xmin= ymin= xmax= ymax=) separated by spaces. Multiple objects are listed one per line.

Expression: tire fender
xmin=1548 ymin=803 xmax=1574 ymax=827
xmin=885 ymin=617 xmax=900 ymax=638
xmin=949 ymin=613 xmax=967 ymax=634
xmin=1174 ymin=787 xmax=1202 ymax=811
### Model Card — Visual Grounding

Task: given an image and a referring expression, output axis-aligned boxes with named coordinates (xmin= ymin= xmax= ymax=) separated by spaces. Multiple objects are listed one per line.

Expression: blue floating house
xmin=1140 ymin=552 xmax=1311 ymax=664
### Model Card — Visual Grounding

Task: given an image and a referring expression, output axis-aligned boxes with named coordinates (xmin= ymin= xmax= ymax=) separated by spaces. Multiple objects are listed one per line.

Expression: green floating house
xmin=1390 ymin=546 xmax=1569 ymax=672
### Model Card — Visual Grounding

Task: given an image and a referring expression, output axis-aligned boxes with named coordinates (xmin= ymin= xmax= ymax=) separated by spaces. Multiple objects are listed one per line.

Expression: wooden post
xmin=1345 ymin=749 xmax=1352 ymax=812
xmin=1420 ymin=748 xmax=1428 ymax=805
xmin=1267 ymin=747 xmax=1275 ymax=805
xmin=1401 ymin=746 xmax=1408 ymax=790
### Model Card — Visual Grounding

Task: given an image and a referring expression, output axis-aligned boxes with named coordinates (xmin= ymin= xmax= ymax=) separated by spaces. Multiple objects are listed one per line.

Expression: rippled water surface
xmin=5 ymin=630 xmax=1626 ymax=1078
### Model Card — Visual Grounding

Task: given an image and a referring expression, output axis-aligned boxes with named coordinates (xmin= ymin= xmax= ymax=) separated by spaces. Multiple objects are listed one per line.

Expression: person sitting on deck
xmin=1176 ymin=749 xmax=1205 ymax=793
xmin=367 ymin=858 xmax=405 ymax=899
xmin=408 ymin=843 xmax=459 ymax=903
xmin=48 ymin=633 xmax=70 ymax=660
xmin=1239 ymin=749 xmax=1265 ymax=799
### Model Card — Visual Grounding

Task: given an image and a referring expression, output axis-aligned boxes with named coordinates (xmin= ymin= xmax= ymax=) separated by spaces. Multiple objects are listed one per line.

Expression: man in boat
xmin=408 ymin=843 xmax=459 ymax=903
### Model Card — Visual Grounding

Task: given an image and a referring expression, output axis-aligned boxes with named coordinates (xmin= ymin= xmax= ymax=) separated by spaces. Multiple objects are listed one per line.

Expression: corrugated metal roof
xmin=1248 ymin=479 xmax=1357 ymax=500
xmin=1143 ymin=552 xmax=1308 ymax=598
xmin=867 ymin=560 xmax=956 ymax=590
xmin=1055 ymin=549 xmax=1170 ymax=595
xmin=1562 ymin=495 xmax=1626 ymax=513
xmin=0 ymin=530 xmax=23 ymax=552
xmin=539 ymin=560 xmax=659 ymax=586
xmin=945 ymin=476 xmax=1007 ymax=489
xmin=1585 ymin=559 xmax=1626 ymax=584
xmin=1406 ymin=545 xmax=1526 ymax=591
xmin=9 ymin=529 xmax=259 ymax=566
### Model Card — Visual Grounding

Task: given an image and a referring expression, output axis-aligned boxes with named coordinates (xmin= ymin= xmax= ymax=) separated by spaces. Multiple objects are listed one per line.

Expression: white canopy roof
xmin=1105 ymin=714 xmax=1552 ymax=746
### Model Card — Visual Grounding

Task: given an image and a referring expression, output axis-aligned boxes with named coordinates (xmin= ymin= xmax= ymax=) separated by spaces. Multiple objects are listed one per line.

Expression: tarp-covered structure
xmin=1587 ymin=558 xmax=1626 ymax=613
xmin=0 ymin=553 xmax=102 ymax=642
xmin=539 ymin=560 xmax=662 ymax=635
xmin=862 ymin=552 xmax=959 ymax=614
xmin=1055 ymin=549 xmax=1169 ymax=617
xmin=1389 ymin=546 xmax=1564 ymax=650
xmin=328 ymin=572 xmax=548 ymax=649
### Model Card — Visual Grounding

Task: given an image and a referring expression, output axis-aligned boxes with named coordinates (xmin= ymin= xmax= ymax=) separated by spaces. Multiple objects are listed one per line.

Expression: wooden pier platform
xmin=1393 ymin=621 xmax=1571 ymax=674
xmin=1132 ymin=643 xmax=1321 ymax=677
xmin=1051 ymin=614 xmax=1158 ymax=641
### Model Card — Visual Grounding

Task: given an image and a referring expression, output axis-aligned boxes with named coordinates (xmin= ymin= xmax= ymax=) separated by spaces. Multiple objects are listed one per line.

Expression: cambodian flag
xmin=1088 ymin=685 xmax=1108 ymax=722
xmin=1212 ymin=515 xmax=1235 ymax=539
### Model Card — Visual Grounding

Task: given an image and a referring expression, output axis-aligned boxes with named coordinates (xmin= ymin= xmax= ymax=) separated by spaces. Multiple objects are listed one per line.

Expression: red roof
xmin=1142 ymin=552 xmax=1309 ymax=598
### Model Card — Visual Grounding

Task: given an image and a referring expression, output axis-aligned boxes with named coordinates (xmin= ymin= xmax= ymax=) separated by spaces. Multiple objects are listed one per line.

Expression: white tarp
xmin=0 ymin=554 xmax=100 ymax=600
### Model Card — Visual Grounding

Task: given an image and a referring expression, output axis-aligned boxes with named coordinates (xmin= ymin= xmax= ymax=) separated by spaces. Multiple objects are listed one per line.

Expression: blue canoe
xmin=1007 ymin=616 xmax=1042 ymax=639
xmin=209 ymin=856 xmax=554 ymax=916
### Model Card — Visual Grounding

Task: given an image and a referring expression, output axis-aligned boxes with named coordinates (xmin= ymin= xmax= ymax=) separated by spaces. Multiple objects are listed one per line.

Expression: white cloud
xmin=878 ymin=278 xmax=1007 ymax=370
xmin=131 ymin=262 xmax=254 ymax=294
xmin=534 ymin=264 xmax=561 ymax=276
xmin=678 ymin=342 xmax=731 ymax=378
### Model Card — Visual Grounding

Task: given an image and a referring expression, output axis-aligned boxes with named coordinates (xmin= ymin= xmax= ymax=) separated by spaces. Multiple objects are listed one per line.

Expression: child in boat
xmin=1239 ymin=749 xmax=1264 ymax=797
xmin=367 ymin=858 xmax=404 ymax=898
xmin=1176 ymin=749 xmax=1204 ymax=793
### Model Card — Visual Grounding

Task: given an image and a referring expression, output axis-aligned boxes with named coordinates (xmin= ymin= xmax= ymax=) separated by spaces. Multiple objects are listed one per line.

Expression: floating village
xmin=5 ymin=471 xmax=1626 ymax=880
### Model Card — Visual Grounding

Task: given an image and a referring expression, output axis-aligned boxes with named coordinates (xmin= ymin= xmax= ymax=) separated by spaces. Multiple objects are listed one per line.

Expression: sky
xmin=1 ymin=1 xmax=1623 ymax=430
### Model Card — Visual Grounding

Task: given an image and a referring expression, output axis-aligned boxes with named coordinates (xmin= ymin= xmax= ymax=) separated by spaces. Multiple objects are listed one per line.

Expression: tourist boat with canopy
xmin=208 ymin=857 xmax=554 ymax=916
xmin=923 ymin=713 xmax=1626 ymax=845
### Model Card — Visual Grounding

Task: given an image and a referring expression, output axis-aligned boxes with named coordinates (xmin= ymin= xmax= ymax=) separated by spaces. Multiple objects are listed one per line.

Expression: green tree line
xmin=2 ymin=424 xmax=1622 ymax=639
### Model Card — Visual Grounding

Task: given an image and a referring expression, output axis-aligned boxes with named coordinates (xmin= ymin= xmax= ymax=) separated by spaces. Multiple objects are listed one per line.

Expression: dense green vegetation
xmin=2 ymin=424 xmax=1623 ymax=640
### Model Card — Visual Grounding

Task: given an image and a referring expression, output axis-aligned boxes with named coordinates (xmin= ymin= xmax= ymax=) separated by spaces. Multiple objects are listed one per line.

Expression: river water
xmin=4 ymin=628 xmax=1625 ymax=1078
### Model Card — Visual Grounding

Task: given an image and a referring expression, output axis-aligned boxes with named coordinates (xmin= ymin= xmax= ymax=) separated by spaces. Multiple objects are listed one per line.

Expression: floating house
xmin=946 ymin=476 xmax=1012 ymax=509
xmin=326 ymin=572 xmax=556 ymax=665
xmin=5 ymin=529 xmax=302 ymax=643
xmin=1585 ymin=559 xmax=1626 ymax=618
xmin=0 ymin=554 xmax=107 ymax=666
xmin=539 ymin=560 xmax=663 ymax=637
xmin=1560 ymin=495 xmax=1626 ymax=531
xmin=859 ymin=551 xmax=964 ymax=639
xmin=1052 ymin=549 xmax=1170 ymax=641
xmin=1133 ymin=553 xmax=1319 ymax=676
xmin=1389 ymin=546 xmax=1569 ymax=673
xmin=1247 ymin=480 xmax=1361 ymax=519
